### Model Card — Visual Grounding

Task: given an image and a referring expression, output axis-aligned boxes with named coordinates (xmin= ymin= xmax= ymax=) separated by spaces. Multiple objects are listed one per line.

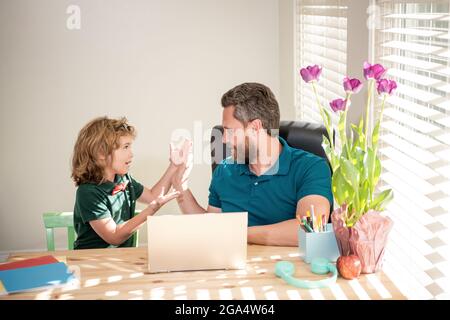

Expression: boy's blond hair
xmin=71 ymin=116 xmax=136 ymax=186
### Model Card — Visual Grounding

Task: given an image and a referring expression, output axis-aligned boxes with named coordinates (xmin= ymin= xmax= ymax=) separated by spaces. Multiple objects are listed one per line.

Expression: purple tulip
xmin=329 ymin=98 xmax=348 ymax=112
xmin=363 ymin=61 xmax=386 ymax=80
xmin=300 ymin=65 xmax=322 ymax=83
xmin=343 ymin=77 xmax=363 ymax=94
xmin=377 ymin=79 xmax=397 ymax=95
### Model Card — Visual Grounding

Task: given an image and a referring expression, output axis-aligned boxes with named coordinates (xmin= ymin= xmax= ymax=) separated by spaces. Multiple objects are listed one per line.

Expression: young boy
xmin=71 ymin=116 xmax=191 ymax=249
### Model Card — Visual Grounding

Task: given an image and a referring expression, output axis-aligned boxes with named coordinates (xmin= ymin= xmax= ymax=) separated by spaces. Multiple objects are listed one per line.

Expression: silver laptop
xmin=147 ymin=212 xmax=248 ymax=273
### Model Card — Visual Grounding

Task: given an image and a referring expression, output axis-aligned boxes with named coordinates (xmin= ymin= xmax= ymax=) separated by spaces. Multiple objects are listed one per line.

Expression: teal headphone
xmin=275 ymin=257 xmax=337 ymax=289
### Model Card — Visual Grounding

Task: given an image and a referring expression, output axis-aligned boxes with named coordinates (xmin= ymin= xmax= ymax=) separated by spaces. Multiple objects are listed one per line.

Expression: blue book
xmin=0 ymin=262 xmax=75 ymax=295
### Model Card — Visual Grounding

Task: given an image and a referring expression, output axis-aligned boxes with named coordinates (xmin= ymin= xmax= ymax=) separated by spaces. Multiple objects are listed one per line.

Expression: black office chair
xmin=210 ymin=120 xmax=334 ymax=172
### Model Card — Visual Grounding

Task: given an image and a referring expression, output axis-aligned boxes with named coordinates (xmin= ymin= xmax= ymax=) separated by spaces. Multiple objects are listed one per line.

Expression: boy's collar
xmin=97 ymin=174 xmax=128 ymax=193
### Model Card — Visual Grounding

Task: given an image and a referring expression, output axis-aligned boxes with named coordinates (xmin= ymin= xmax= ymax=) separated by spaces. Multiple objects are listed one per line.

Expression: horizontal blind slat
xmin=382 ymin=120 xmax=441 ymax=148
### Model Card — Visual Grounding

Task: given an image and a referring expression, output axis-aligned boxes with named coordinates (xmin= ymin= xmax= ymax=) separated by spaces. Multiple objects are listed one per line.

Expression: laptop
xmin=146 ymin=212 xmax=248 ymax=273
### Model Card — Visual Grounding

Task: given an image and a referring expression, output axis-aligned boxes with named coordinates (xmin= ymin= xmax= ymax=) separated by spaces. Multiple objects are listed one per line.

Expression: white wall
xmin=346 ymin=0 xmax=372 ymax=132
xmin=0 ymin=0 xmax=282 ymax=251
xmin=278 ymin=0 xmax=295 ymax=120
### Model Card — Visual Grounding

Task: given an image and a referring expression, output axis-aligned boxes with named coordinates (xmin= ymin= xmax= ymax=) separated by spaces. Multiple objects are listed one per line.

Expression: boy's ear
xmin=97 ymin=152 xmax=106 ymax=161
xmin=96 ymin=152 xmax=111 ymax=165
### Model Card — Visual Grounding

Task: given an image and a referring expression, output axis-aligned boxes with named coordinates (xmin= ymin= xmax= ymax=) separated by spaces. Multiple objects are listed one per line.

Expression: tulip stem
xmin=343 ymin=93 xmax=352 ymax=160
xmin=379 ymin=94 xmax=387 ymax=126
xmin=311 ymin=81 xmax=324 ymax=110
xmin=364 ymin=80 xmax=373 ymax=151
xmin=312 ymin=81 xmax=334 ymax=151
xmin=373 ymin=94 xmax=387 ymax=155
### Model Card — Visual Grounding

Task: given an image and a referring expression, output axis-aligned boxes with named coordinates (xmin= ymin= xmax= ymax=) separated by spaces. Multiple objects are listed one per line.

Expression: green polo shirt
xmin=208 ymin=137 xmax=333 ymax=227
xmin=73 ymin=174 xmax=144 ymax=249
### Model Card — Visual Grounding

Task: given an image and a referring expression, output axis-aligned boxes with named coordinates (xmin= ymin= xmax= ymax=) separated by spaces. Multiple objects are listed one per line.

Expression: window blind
xmin=295 ymin=0 xmax=348 ymax=128
xmin=375 ymin=0 xmax=449 ymax=298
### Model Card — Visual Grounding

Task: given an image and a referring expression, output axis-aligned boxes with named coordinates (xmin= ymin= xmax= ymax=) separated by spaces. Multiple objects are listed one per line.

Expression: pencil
xmin=310 ymin=205 xmax=315 ymax=232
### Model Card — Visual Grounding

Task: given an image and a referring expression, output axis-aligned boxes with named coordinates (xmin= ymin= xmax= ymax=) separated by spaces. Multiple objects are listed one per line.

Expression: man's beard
xmin=232 ymin=140 xmax=257 ymax=165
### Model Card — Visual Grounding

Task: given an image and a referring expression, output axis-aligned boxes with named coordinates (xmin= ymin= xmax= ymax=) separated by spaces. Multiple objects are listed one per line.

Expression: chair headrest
xmin=278 ymin=120 xmax=330 ymax=160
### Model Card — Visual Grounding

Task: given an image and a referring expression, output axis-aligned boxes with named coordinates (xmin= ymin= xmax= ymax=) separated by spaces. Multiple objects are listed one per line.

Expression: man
xmin=172 ymin=82 xmax=332 ymax=246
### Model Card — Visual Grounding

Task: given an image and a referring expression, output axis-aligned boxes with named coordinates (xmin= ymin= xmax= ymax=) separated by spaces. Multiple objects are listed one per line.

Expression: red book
xmin=0 ymin=255 xmax=58 ymax=271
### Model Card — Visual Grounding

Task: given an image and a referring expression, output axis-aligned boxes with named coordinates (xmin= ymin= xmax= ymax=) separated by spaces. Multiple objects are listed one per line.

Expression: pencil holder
xmin=299 ymin=223 xmax=340 ymax=264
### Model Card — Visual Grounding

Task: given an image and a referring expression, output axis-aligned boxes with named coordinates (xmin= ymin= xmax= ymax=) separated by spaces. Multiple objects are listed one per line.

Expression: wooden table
xmin=0 ymin=245 xmax=405 ymax=300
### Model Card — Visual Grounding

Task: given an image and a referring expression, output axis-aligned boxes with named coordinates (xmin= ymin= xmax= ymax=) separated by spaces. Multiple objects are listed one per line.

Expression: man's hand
xmin=170 ymin=139 xmax=193 ymax=192
xmin=170 ymin=138 xmax=192 ymax=166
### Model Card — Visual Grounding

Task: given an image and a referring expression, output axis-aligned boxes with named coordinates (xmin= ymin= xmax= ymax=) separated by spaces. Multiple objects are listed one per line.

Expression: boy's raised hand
xmin=149 ymin=187 xmax=180 ymax=212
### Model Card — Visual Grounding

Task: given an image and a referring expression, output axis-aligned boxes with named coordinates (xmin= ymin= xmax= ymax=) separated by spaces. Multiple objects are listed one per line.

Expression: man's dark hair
xmin=221 ymin=82 xmax=280 ymax=135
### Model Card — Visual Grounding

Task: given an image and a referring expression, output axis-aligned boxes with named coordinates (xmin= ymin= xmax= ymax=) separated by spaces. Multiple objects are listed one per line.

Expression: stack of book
xmin=0 ymin=255 xmax=76 ymax=295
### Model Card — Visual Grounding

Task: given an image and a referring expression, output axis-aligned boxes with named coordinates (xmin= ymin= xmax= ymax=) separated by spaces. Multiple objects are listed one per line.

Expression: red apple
xmin=337 ymin=255 xmax=362 ymax=280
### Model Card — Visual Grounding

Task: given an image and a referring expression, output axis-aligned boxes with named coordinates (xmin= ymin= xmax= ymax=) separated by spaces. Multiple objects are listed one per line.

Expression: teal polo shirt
xmin=208 ymin=137 xmax=333 ymax=227
xmin=73 ymin=174 xmax=144 ymax=249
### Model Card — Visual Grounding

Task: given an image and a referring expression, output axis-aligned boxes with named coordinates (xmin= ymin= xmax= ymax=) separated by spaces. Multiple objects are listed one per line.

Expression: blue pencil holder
xmin=299 ymin=223 xmax=340 ymax=264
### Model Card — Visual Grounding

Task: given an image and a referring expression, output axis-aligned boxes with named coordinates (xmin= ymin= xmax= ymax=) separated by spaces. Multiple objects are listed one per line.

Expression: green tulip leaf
xmin=359 ymin=180 xmax=370 ymax=214
xmin=372 ymin=119 xmax=381 ymax=151
xmin=323 ymin=107 xmax=332 ymax=129
xmin=332 ymin=167 xmax=354 ymax=206
xmin=322 ymin=134 xmax=338 ymax=172
xmin=370 ymin=189 xmax=394 ymax=211
xmin=340 ymin=157 xmax=360 ymax=191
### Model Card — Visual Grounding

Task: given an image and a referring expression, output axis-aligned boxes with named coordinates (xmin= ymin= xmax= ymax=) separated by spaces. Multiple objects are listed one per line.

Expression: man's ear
xmin=249 ymin=119 xmax=263 ymax=131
